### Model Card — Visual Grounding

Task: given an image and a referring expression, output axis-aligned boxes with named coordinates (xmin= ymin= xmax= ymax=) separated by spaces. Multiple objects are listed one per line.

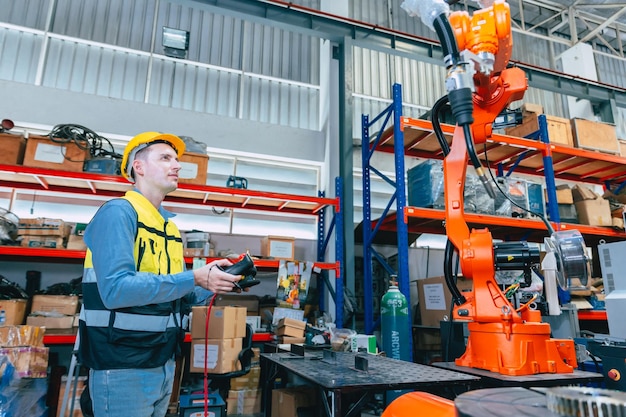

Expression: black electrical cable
xmin=433 ymin=14 xmax=461 ymax=66
xmin=481 ymin=142 xmax=555 ymax=236
xmin=445 ymin=239 xmax=466 ymax=306
xmin=48 ymin=124 xmax=122 ymax=161
xmin=431 ymin=95 xmax=451 ymax=157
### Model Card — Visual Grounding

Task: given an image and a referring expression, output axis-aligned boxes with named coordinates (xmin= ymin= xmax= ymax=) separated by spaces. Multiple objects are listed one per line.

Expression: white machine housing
xmin=597 ymin=241 xmax=626 ymax=338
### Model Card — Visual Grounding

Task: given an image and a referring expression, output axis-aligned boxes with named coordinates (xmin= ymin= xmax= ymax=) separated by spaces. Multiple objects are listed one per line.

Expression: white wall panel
xmin=241 ymin=76 xmax=319 ymax=130
xmin=596 ymin=53 xmax=626 ymax=90
xmin=42 ymin=38 xmax=149 ymax=101
xmin=0 ymin=0 xmax=49 ymax=30
xmin=0 ymin=28 xmax=41 ymax=83
xmin=147 ymin=59 xmax=239 ymax=117
xmin=243 ymin=21 xmax=319 ymax=84
xmin=52 ymin=0 xmax=156 ymax=51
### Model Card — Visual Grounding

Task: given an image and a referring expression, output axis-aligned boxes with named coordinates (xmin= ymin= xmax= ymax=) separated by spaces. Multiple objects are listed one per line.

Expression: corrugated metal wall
xmin=0 ymin=0 xmax=320 ymax=130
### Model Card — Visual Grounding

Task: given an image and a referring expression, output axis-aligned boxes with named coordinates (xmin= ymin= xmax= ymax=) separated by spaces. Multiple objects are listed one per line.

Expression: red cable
xmin=203 ymin=293 xmax=217 ymax=417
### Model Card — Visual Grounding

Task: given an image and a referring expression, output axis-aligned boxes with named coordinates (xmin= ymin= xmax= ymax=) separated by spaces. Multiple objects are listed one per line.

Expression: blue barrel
xmin=381 ymin=282 xmax=410 ymax=361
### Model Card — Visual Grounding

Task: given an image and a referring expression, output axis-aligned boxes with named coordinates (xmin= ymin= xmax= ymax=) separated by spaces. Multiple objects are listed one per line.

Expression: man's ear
xmin=131 ymin=159 xmax=144 ymax=178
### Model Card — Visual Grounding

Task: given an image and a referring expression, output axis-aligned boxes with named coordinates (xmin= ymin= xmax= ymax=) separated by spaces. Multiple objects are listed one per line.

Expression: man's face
xmin=134 ymin=142 xmax=181 ymax=193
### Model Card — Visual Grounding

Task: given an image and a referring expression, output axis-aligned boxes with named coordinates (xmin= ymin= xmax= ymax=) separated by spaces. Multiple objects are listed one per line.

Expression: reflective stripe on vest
xmin=81 ymin=308 xmax=181 ymax=330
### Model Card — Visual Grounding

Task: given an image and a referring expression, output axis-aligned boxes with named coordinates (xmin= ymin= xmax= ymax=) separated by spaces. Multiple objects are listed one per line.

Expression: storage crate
xmin=505 ymin=114 xmax=574 ymax=147
xmin=0 ymin=133 xmax=26 ymax=165
xmin=178 ymin=393 xmax=225 ymax=417
xmin=23 ymin=135 xmax=89 ymax=172
xmin=572 ymin=118 xmax=619 ymax=154
xmin=179 ymin=152 xmax=208 ymax=185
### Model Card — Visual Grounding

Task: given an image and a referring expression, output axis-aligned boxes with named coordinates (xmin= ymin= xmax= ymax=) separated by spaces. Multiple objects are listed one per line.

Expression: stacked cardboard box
xmin=275 ymin=317 xmax=306 ymax=344
xmin=227 ymin=349 xmax=262 ymax=417
xmin=571 ymin=184 xmax=612 ymax=226
xmin=189 ymin=306 xmax=247 ymax=374
xmin=18 ymin=217 xmax=71 ymax=248
xmin=26 ymin=295 xmax=79 ymax=329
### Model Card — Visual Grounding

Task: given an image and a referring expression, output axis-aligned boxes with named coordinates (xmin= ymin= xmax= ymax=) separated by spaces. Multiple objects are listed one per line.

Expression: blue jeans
xmin=88 ymin=358 xmax=175 ymax=417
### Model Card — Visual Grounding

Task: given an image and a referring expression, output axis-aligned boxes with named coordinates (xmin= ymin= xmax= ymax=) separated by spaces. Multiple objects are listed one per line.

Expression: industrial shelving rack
xmin=361 ymin=83 xmax=626 ymax=339
xmin=0 ymin=163 xmax=345 ymax=327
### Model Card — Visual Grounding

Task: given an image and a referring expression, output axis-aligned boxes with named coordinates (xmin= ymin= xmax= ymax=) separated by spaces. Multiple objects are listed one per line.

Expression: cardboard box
xmin=30 ymin=295 xmax=79 ymax=316
xmin=229 ymin=366 xmax=261 ymax=390
xmin=190 ymin=306 xmax=247 ymax=339
xmin=65 ymin=234 xmax=86 ymax=251
xmin=66 ymin=223 xmax=87 ymax=251
xmin=505 ymin=114 xmax=573 ymax=147
xmin=521 ymin=103 xmax=544 ymax=114
xmin=18 ymin=217 xmax=68 ymax=237
xmin=0 ymin=299 xmax=27 ymax=325
xmin=0 ymin=325 xmax=46 ymax=348
xmin=575 ymin=198 xmax=612 ymax=226
xmin=227 ymin=389 xmax=262 ymax=415
xmin=0 ymin=346 xmax=49 ymax=377
xmin=546 ymin=185 xmax=574 ymax=205
xmin=261 ymin=236 xmax=295 ymax=260
xmin=178 ymin=152 xmax=208 ymax=185
xmin=23 ymin=135 xmax=89 ymax=172
xmin=57 ymin=375 xmax=87 ymax=417
xmin=271 ymin=387 xmax=316 ymax=417
xmin=214 ymin=294 xmax=260 ymax=316
xmin=189 ymin=337 xmax=242 ymax=374
xmin=276 ymin=317 xmax=306 ymax=337
xmin=0 ymin=133 xmax=26 ymax=165
xmin=417 ymin=276 xmax=472 ymax=327
xmin=572 ymin=118 xmax=619 ymax=154
xmin=20 ymin=235 xmax=65 ymax=248
xmin=571 ymin=184 xmax=599 ymax=202
xmin=620 ymin=139 xmax=626 ymax=157
xmin=277 ymin=336 xmax=306 ymax=344
xmin=27 ymin=315 xmax=75 ymax=329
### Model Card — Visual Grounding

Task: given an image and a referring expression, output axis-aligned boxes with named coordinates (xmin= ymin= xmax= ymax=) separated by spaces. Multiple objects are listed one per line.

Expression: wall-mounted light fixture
xmin=162 ymin=27 xmax=189 ymax=59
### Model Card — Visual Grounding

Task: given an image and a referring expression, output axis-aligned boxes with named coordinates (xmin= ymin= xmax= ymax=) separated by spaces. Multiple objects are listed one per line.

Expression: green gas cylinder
xmin=381 ymin=278 xmax=410 ymax=361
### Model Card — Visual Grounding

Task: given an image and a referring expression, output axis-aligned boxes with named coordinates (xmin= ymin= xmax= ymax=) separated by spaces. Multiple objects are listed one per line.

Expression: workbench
xmin=432 ymin=362 xmax=604 ymax=387
xmin=260 ymin=351 xmax=479 ymax=417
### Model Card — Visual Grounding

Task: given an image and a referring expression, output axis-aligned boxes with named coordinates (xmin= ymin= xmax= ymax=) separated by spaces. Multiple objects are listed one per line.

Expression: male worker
xmin=78 ymin=132 xmax=241 ymax=417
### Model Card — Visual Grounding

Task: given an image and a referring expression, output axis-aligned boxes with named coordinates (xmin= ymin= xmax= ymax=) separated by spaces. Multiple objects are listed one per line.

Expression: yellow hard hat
xmin=121 ymin=132 xmax=186 ymax=182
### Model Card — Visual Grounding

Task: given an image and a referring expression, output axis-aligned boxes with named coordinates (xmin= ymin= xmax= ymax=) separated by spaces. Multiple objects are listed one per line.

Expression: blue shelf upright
xmin=361 ymin=83 xmax=412 ymax=358
xmin=316 ymin=177 xmax=345 ymax=326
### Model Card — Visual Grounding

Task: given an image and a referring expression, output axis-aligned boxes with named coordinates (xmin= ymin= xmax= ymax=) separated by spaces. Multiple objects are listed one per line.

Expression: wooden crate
xmin=0 ymin=133 xmax=26 ymax=165
xmin=572 ymin=118 xmax=619 ymax=154
xmin=178 ymin=152 xmax=208 ymax=185
xmin=23 ymin=135 xmax=89 ymax=172
xmin=505 ymin=114 xmax=574 ymax=147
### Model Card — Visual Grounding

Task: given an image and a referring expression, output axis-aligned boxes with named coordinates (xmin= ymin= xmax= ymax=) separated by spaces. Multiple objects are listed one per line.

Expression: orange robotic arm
xmin=442 ymin=0 xmax=577 ymax=376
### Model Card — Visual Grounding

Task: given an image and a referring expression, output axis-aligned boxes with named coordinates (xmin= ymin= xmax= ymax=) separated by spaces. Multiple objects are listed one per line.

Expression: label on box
xmin=423 ymin=283 xmax=446 ymax=310
xmin=179 ymin=161 xmax=198 ymax=179
xmin=192 ymin=344 xmax=218 ymax=369
xmin=269 ymin=240 xmax=292 ymax=258
xmin=34 ymin=143 xmax=66 ymax=163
